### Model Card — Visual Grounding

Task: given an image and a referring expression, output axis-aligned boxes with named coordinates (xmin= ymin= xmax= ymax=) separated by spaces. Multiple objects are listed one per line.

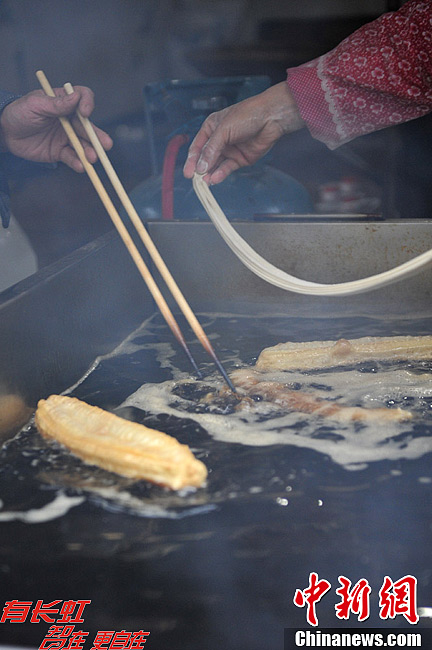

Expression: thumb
xmin=39 ymin=92 xmax=80 ymax=118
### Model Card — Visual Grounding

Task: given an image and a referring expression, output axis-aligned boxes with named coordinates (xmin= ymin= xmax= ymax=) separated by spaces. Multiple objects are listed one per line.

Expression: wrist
xmin=263 ymin=82 xmax=305 ymax=135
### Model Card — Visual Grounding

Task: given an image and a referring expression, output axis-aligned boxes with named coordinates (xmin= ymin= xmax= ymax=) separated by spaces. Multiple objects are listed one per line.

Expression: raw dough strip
xmin=193 ymin=173 xmax=432 ymax=296
xmin=256 ymin=335 xmax=432 ymax=371
xmin=35 ymin=395 xmax=207 ymax=490
xmin=230 ymin=369 xmax=412 ymax=424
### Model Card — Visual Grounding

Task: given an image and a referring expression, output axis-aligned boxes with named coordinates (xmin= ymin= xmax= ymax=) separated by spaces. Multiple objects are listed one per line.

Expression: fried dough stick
xmin=256 ymin=335 xmax=432 ymax=372
xmin=35 ymin=395 xmax=207 ymax=490
xmin=230 ymin=369 xmax=412 ymax=424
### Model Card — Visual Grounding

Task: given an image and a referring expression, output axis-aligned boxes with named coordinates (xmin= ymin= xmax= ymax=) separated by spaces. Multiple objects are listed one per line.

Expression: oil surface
xmin=1 ymin=312 xmax=431 ymax=520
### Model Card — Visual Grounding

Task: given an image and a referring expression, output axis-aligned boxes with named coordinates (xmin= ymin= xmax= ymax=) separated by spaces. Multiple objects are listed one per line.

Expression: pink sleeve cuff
xmin=286 ymin=1 xmax=432 ymax=149
xmin=286 ymin=61 xmax=343 ymax=149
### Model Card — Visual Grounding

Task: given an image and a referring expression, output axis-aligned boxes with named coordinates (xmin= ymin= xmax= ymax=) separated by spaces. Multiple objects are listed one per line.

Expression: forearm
xmin=286 ymin=0 xmax=432 ymax=148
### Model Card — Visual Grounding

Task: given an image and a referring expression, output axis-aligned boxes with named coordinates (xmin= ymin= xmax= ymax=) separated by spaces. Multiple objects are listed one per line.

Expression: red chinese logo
xmin=294 ymin=573 xmax=419 ymax=627
xmin=379 ymin=575 xmax=419 ymax=624
xmin=335 ymin=576 xmax=371 ymax=622
xmin=293 ymin=572 xmax=332 ymax=626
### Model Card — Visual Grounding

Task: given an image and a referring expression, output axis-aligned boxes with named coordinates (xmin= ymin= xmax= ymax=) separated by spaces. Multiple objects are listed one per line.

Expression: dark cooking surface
xmin=0 ymin=314 xmax=431 ymax=650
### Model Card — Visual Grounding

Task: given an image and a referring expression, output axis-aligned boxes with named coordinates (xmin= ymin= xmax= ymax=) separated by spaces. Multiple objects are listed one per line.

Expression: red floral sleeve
xmin=286 ymin=0 xmax=432 ymax=148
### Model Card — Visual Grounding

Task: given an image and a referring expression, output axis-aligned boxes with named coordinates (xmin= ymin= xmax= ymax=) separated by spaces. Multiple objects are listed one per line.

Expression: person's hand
xmin=0 ymin=86 xmax=113 ymax=172
xmin=183 ymin=82 xmax=304 ymax=185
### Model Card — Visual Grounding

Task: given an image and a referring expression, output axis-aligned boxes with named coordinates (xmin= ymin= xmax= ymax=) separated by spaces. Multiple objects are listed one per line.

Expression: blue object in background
xmin=130 ymin=164 xmax=312 ymax=221
xmin=128 ymin=76 xmax=312 ymax=221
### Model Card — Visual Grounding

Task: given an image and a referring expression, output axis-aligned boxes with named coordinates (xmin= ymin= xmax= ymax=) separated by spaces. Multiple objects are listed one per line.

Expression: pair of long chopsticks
xmin=36 ymin=70 xmax=235 ymax=392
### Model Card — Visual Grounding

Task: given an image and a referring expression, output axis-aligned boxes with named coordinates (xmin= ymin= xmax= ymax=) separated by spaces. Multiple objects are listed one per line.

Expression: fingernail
xmin=196 ymin=159 xmax=208 ymax=174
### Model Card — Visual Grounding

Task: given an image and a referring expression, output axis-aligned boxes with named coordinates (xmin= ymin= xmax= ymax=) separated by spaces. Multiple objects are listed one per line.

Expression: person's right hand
xmin=0 ymin=86 xmax=113 ymax=172
xmin=183 ymin=82 xmax=304 ymax=185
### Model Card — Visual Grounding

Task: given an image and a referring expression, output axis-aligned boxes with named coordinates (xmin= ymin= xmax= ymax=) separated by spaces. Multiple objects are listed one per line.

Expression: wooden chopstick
xmin=60 ymin=81 xmax=235 ymax=391
xmin=36 ymin=70 xmax=235 ymax=392
xmin=35 ymin=70 xmax=201 ymax=379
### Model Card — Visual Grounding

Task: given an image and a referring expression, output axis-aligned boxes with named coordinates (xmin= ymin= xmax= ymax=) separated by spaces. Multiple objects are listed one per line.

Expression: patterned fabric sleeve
xmin=286 ymin=0 xmax=432 ymax=149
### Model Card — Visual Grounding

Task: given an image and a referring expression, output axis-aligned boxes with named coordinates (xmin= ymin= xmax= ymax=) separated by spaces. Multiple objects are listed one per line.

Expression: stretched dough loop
xmin=193 ymin=173 xmax=432 ymax=296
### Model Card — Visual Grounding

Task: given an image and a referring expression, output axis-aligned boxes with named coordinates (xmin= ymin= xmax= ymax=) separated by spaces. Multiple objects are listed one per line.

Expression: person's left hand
xmin=0 ymin=86 xmax=113 ymax=172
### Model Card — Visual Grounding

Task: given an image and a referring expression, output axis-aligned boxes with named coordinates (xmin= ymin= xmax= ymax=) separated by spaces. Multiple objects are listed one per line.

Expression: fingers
xmin=59 ymin=89 xmax=114 ymax=154
xmin=183 ymin=128 xmax=225 ymax=178
xmin=183 ymin=102 xmax=257 ymax=180
xmin=70 ymin=115 xmax=113 ymax=152
xmin=2 ymin=85 xmax=112 ymax=169
xmin=91 ymin=124 xmax=113 ymax=151
xmin=58 ymin=135 xmax=111 ymax=173
xmin=196 ymin=135 xmax=222 ymax=175
xmin=208 ymin=158 xmax=241 ymax=185
xmin=183 ymin=122 xmax=216 ymax=178
xmin=183 ymin=149 xmax=199 ymax=179
xmin=58 ymin=146 xmax=85 ymax=173
xmin=60 ymin=135 xmax=114 ymax=172
xmin=33 ymin=86 xmax=103 ymax=130
xmin=32 ymin=87 xmax=87 ymax=119
xmin=55 ymin=86 xmax=95 ymax=118
xmin=183 ymin=84 xmax=302 ymax=184
xmin=38 ymin=88 xmax=113 ymax=167
xmin=73 ymin=86 xmax=95 ymax=118
xmin=183 ymin=127 xmax=246 ymax=184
